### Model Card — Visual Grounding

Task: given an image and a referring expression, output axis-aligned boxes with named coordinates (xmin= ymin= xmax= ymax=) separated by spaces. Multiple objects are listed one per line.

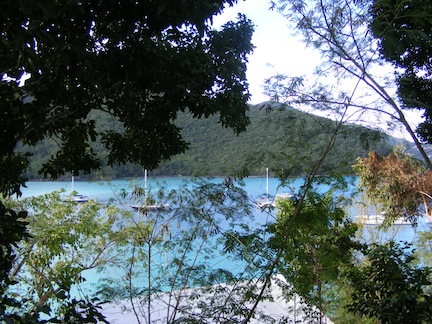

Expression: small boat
xmin=130 ymin=169 xmax=168 ymax=212
xmin=255 ymin=168 xmax=294 ymax=209
xmin=357 ymin=214 xmax=412 ymax=226
xmin=65 ymin=176 xmax=89 ymax=203
xmin=256 ymin=168 xmax=273 ymax=209
xmin=130 ymin=203 xmax=168 ymax=212
xmin=256 ymin=196 xmax=275 ymax=209
xmin=275 ymin=192 xmax=295 ymax=199
xmin=70 ymin=194 xmax=90 ymax=203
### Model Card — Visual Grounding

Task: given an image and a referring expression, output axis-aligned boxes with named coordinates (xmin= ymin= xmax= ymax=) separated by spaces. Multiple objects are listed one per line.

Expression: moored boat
xmin=130 ymin=169 xmax=169 ymax=212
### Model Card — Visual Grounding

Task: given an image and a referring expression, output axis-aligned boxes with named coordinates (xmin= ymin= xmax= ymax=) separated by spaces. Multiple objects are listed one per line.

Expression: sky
xmin=213 ymin=1 xmax=423 ymax=140
xmin=213 ymin=1 xmax=319 ymax=105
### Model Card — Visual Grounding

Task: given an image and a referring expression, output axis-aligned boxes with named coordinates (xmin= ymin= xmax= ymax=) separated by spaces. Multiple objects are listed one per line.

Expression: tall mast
xmin=144 ymin=169 xmax=147 ymax=204
xmin=265 ymin=167 xmax=269 ymax=201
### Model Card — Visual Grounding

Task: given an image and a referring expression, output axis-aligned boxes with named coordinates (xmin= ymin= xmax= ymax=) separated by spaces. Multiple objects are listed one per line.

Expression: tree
xmin=0 ymin=202 xmax=30 ymax=322
xmin=370 ymin=0 xmax=432 ymax=143
xmin=232 ymin=93 xmax=364 ymax=322
xmin=1 ymin=0 xmax=254 ymax=193
xmin=268 ymin=189 xmax=360 ymax=323
xmin=353 ymin=147 xmax=432 ymax=224
xmin=2 ymin=191 xmax=129 ymax=322
xmin=5 ymin=177 xmax=278 ymax=323
xmin=221 ymin=174 xmax=361 ymax=323
xmin=98 ymin=177 xmax=264 ymax=323
xmin=346 ymin=241 xmax=432 ymax=324
xmin=1 ymin=1 xmax=254 ymax=321
xmin=266 ymin=0 xmax=432 ymax=168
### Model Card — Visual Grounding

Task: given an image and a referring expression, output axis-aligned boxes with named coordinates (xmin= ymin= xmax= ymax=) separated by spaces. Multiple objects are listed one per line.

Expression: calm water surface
xmin=21 ymin=175 xmax=430 ymax=237
xmin=19 ymin=176 xmax=431 ymax=295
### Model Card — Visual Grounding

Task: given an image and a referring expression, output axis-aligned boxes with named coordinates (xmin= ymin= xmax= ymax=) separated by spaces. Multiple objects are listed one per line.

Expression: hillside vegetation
xmin=20 ymin=104 xmax=397 ymax=179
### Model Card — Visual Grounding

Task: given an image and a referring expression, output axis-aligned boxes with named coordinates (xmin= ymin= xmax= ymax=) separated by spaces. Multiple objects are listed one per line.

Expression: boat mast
xmin=144 ymin=169 xmax=148 ymax=204
xmin=265 ymin=167 xmax=269 ymax=202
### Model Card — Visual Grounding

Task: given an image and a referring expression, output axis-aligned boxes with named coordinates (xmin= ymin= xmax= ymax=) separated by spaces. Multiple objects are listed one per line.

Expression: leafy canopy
xmin=370 ymin=0 xmax=432 ymax=142
xmin=266 ymin=0 xmax=432 ymax=168
xmin=3 ymin=178 xmax=258 ymax=322
xmin=0 ymin=0 xmax=254 ymax=195
xmin=0 ymin=1 xmax=254 ymax=321
xmin=269 ymin=189 xmax=359 ymax=315
xmin=353 ymin=148 xmax=432 ymax=224
xmin=3 ymin=191 xmax=124 ymax=322
xmin=347 ymin=242 xmax=432 ymax=324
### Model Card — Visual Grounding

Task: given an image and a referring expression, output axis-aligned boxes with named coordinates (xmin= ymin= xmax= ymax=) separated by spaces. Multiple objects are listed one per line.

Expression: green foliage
xmin=2 ymin=192 xmax=131 ymax=322
xmin=415 ymin=231 xmax=432 ymax=267
xmin=346 ymin=241 xmax=432 ymax=324
xmin=221 ymin=177 xmax=361 ymax=322
xmin=94 ymin=178 xmax=266 ymax=322
xmin=0 ymin=202 xmax=29 ymax=283
xmin=1 ymin=2 xmax=254 ymax=321
xmin=269 ymin=189 xmax=360 ymax=317
xmin=327 ymin=276 xmax=381 ymax=324
xmin=0 ymin=201 xmax=30 ymax=323
xmin=6 ymin=176 xmax=289 ymax=322
xmin=56 ymin=298 xmax=109 ymax=324
xmin=270 ymin=0 xmax=432 ymax=169
xmin=1 ymin=0 xmax=253 ymax=188
xmin=370 ymin=0 xmax=432 ymax=143
xmin=20 ymin=105 xmax=396 ymax=179
xmin=0 ymin=153 xmax=31 ymax=197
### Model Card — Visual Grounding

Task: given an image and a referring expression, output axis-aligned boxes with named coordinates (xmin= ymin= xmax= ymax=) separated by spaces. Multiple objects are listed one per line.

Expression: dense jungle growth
xmin=1 ymin=0 xmax=432 ymax=323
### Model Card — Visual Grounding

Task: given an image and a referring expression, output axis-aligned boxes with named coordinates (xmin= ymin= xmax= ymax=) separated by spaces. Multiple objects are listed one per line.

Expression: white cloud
xmin=213 ymin=2 xmax=425 ymax=141
xmin=213 ymin=1 xmax=320 ymax=104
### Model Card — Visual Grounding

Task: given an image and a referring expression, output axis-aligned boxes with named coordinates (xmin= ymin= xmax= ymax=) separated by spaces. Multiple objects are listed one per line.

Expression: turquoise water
xmin=18 ymin=176 xmax=431 ymax=297
xmin=21 ymin=176 xmax=301 ymax=202
xmin=21 ymin=176 xmax=294 ymax=295
xmin=20 ymin=175 xmax=430 ymax=244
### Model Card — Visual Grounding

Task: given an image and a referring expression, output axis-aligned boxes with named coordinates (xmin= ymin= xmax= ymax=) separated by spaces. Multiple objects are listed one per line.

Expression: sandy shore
xmin=101 ymin=275 xmax=334 ymax=323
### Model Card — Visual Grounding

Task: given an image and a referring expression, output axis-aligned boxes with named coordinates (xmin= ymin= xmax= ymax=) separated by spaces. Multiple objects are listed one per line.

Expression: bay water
xmin=19 ymin=176 xmax=431 ymax=297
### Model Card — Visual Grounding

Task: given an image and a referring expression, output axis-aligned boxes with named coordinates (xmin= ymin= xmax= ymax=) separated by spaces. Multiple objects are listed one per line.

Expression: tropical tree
xmin=370 ymin=0 xmax=432 ymax=143
xmin=229 ymin=88 xmax=366 ymax=321
xmin=2 ymin=191 xmax=129 ymax=322
xmin=346 ymin=241 xmax=432 ymax=324
xmin=1 ymin=0 xmax=254 ymax=190
xmin=220 ymin=174 xmax=361 ymax=323
xmin=5 ymin=177 xmax=282 ymax=323
xmin=0 ymin=201 xmax=30 ymax=322
xmin=266 ymin=188 xmax=360 ymax=323
xmin=98 ymin=177 xmax=262 ymax=323
xmin=353 ymin=147 xmax=432 ymax=224
xmin=1 ymin=1 xmax=254 ymax=320
xmin=257 ymin=1 xmax=432 ymax=321
xmin=265 ymin=0 xmax=432 ymax=168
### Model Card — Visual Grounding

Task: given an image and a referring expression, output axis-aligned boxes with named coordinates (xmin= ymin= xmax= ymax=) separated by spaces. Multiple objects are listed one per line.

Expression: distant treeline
xmin=19 ymin=103 xmax=403 ymax=180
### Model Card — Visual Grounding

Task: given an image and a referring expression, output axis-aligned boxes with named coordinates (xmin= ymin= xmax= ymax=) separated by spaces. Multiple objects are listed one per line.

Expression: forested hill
xmin=155 ymin=104 xmax=396 ymax=177
xmin=22 ymin=104 xmax=403 ymax=179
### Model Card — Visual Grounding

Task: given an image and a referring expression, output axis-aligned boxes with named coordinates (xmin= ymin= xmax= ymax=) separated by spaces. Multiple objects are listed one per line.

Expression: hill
xmin=19 ymin=103 xmax=401 ymax=179
xmin=154 ymin=104 xmax=396 ymax=177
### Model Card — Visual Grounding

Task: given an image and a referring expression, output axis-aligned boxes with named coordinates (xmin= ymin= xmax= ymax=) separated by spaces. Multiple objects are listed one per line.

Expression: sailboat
xmin=256 ymin=168 xmax=294 ymax=210
xmin=357 ymin=213 xmax=413 ymax=226
xmin=256 ymin=167 xmax=274 ymax=209
xmin=68 ymin=176 xmax=89 ymax=203
xmin=130 ymin=169 xmax=168 ymax=212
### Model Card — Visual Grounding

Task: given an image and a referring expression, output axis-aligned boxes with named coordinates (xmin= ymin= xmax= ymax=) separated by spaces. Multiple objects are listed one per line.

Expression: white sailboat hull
xmin=131 ymin=169 xmax=168 ymax=212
